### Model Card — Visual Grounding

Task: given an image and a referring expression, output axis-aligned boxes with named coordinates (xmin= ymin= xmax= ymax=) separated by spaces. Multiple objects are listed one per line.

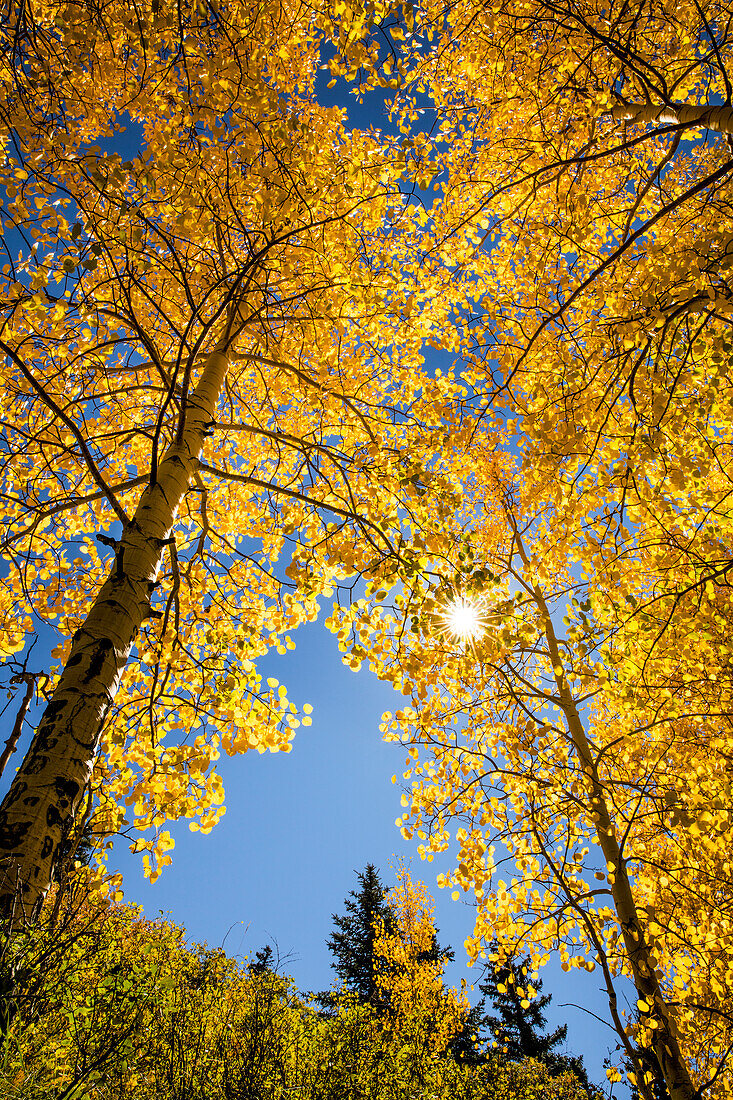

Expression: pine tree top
xmin=327 ymin=864 xmax=396 ymax=1006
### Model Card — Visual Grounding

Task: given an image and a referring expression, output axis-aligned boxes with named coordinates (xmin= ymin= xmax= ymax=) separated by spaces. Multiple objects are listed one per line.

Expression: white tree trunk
xmin=612 ymin=101 xmax=733 ymax=134
xmin=0 ymin=347 xmax=230 ymax=919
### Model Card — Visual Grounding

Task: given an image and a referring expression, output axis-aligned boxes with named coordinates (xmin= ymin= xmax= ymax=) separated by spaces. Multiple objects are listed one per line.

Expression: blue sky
xmin=0 ymin=613 xmax=621 ymax=1084
xmin=107 ymin=612 xmax=623 ymax=1089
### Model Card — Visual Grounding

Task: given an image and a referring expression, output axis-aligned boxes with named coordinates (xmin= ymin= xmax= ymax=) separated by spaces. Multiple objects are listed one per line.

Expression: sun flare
xmin=438 ymin=596 xmax=486 ymax=643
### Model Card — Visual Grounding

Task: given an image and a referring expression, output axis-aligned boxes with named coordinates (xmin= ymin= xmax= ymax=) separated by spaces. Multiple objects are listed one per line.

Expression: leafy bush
xmin=1 ymin=890 xmax=595 ymax=1100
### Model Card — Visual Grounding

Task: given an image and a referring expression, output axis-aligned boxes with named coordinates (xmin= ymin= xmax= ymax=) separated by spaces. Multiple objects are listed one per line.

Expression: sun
xmin=438 ymin=595 xmax=486 ymax=643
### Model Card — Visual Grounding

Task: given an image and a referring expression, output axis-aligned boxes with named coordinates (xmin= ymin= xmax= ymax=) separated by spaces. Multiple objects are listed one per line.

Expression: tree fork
xmin=0 ymin=345 xmax=231 ymax=921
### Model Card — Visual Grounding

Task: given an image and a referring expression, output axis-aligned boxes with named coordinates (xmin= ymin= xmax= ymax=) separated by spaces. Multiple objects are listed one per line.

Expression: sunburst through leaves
xmin=438 ymin=596 xmax=487 ymax=643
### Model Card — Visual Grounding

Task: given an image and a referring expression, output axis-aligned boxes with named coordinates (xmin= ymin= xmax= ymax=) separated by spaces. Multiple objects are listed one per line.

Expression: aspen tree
xmin=0 ymin=0 xmax=459 ymax=915
xmin=345 ymin=463 xmax=704 ymax=1100
xmin=324 ymin=7 xmax=733 ymax=1096
xmin=373 ymin=866 xmax=468 ymax=1056
xmin=0 ymin=339 xmax=231 ymax=915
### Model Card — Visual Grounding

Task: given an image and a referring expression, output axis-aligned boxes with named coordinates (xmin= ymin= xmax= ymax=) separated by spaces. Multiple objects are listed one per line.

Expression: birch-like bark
xmin=612 ymin=101 xmax=733 ymax=134
xmin=544 ymin=639 xmax=697 ymax=1100
xmin=510 ymin=528 xmax=697 ymax=1100
xmin=0 ymin=346 xmax=230 ymax=920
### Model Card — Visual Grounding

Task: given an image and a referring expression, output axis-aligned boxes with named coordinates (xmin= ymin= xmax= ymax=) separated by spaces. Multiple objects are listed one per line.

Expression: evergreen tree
xmin=480 ymin=951 xmax=595 ymax=1093
xmin=482 ymin=954 xmax=566 ymax=1062
xmin=249 ymin=945 xmax=275 ymax=976
xmin=624 ymin=1024 xmax=672 ymax=1100
xmin=445 ymin=998 xmax=489 ymax=1066
xmin=327 ymin=865 xmax=457 ymax=1011
xmin=327 ymin=865 xmax=397 ymax=1007
xmin=638 ymin=1052 xmax=671 ymax=1100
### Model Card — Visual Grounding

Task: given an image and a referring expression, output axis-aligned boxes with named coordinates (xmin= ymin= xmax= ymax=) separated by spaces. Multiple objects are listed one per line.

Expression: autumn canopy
xmin=1 ymin=0 xmax=733 ymax=1098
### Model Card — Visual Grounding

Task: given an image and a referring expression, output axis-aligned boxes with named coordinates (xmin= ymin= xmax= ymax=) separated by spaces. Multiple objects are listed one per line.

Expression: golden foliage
xmin=3 ymin=1 xmax=733 ymax=1097
xmin=0 ymin=0 xmax=460 ymax=906
xmin=374 ymin=865 xmax=469 ymax=1054
xmin=324 ymin=4 xmax=733 ymax=1100
xmin=0 ymin=889 xmax=591 ymax=1100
